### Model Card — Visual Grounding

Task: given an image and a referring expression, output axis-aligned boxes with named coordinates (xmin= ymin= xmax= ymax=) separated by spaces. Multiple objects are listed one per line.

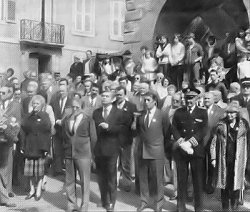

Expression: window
xmin=0 ymin=0 xmax=16 ymax=23
xmin=73 ymin=0 xmax=95 ymax=37
xmin=110 ymin=0 xmax=125 ymax=41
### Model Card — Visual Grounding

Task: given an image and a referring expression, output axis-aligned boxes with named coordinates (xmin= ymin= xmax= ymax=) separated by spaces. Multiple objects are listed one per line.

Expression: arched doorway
xmin=124 ymin=0 xmax=250 ymax=60
xmin=154 ymin=0 xmax=249 ymax=44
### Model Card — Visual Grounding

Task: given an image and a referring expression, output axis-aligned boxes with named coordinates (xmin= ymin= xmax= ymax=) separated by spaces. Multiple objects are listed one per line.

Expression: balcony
xmin=20 ymin=19 xmax=65 ymax=48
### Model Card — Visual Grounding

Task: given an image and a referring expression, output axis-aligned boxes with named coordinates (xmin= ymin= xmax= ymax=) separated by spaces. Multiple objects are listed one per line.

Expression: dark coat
xmin=92 ymin=106 xmax=125 ymax=157
xmin=137 ymin=108 xmax=169 ymax=160
xmin=21 ymin=111 xmax=51 ymax=158
xmin=172 ymin=106 xmax=208 ymax=158
xmin=114 ymin=100 xmax=137 ymax=147
xmin=62 ymin=110 xmax=97 ymax=159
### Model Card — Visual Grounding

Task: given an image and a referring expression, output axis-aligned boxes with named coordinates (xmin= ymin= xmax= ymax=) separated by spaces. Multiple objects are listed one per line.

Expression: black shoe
xmin=205 ymin=185 xmax=215 ymax=194
xmin=137 ymin=203 xmax=149 ymax=212
xmin=169 ymin=195 xmax=177 ymax=201
xmin=35 ymin=194 xmax=42 ymax=201
xmin=25 ymin=192 xmax=36 ymax=200
xmin=8 ymin=192 xmax=14 ymax=198
xmin=106 ymin=203 xmax=114 ymax=212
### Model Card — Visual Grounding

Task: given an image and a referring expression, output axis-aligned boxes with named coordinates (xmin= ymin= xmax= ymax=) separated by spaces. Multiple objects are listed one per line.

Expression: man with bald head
xmin=203 ymin=92 xmax=225 ymax=194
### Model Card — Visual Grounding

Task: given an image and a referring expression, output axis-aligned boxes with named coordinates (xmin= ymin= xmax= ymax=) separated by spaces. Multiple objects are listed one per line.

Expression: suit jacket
xmin=3 ymin=99 xmax=21 ymax=124
xmin=172 ymin=106 xmax=208 ymax=158
xmin=137 ymin=108 xmax=168 ymax=160
xmin=115 ymin=100 xmax=137 ymax=147
xmin=70 ymin=62 xmax=83 ymax=78
xmin=62 ymin=110 xmax=97 ymax=159
xmin=204 ymin=104 xmax=225 ymax=148
xmin=81 ymin=95 xmax=102 ymax=116
xmin=50 ymin=92 xmax=73 ymax=135
xmin=82 ymin=58 xmax=95 ymax=76
xmin=92 ymin=106 xmax=125 ymax=157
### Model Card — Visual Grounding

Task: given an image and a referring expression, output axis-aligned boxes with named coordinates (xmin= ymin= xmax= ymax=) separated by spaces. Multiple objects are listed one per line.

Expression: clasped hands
xmin=177 ymin=137 xmax=198 ymax=155
xmin=98 ymin=122 xmax=109 ymax=129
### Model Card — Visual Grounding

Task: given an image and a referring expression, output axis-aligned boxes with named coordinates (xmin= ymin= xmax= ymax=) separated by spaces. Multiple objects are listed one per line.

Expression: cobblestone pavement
xmin=2 ymin=173 xmax=250 ymax=212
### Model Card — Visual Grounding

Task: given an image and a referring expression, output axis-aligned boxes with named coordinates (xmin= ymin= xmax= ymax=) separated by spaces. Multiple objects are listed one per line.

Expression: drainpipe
xmin=41 ymin=0 xmax=45 ymax=41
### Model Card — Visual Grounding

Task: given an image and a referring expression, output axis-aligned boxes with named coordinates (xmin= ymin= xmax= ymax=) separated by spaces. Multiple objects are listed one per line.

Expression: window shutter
xmin=110 ymin=0 xmax=125 ymax=41
xmin=7 ymin=0 xmax=15 ymax=22
xmin=75 ymin=0 xmax=83 ymax=31
xmin=0 ymin=0 xmax=4 ymax=20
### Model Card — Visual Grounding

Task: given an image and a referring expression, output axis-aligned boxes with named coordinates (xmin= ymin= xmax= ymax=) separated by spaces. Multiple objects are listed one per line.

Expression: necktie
xmin=188 ymin=107 xmax=192 ymax=114
xmin=60 ymin=97 xmax=64 ymax=113
xmin=90 ymin=97 xmax=94 ymax=107
xmin=145 ymin=111 xmax=150 ymax=128
xmin=103 ymin=107 xmax=108 ymax=120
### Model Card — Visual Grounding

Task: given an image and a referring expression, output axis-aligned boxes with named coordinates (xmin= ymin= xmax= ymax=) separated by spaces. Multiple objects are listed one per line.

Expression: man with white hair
xmin=210 ymin=90 xmax=228 ymax=109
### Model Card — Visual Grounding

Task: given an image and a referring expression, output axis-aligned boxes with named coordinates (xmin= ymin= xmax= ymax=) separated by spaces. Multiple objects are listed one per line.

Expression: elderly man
xmin=93 ymin=90 xmax=126 ymax=212
xmin=62 ymin=98 xmax=97 ymax=212
xmin=0 ymin=85 xmax=21 ymax=207
xmin=203 ymin=92 xmax=225 ymax=194
xmin=172 ymin=88 xmax=208 ymax=212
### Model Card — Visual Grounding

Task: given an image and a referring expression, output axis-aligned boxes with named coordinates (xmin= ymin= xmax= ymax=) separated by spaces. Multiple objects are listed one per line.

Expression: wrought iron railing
xmin=20 ymin=19 xmax=65 ymax=45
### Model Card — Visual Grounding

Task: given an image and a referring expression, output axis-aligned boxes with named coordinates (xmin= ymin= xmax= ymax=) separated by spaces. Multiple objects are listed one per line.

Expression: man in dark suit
xmin=92 ymin=90 xmax=126 ymax=212
xmin=50 ymin=78 xmax=73 ymax=175
xmin=172 ymin=88 xmax=208 ymax=212
xmin=136 ymin=91 xmax=169 ymax=212
xmin=62 ymin=98 xmax=97 ymax=212
xmin=81 ymin=83 xmax=102 ymax=116
xmin=114 ymin=86 xmax=136 ymax=192
xmin=203 ymin=92 xmax=225 ymax=194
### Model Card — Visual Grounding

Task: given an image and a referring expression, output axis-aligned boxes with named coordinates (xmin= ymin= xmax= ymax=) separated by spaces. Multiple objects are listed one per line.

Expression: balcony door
xmin=29 ymin=53 xmax=52 ymax=74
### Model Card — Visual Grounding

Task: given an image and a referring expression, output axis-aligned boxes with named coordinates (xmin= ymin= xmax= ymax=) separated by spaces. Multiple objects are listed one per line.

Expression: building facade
xmin=0 ymin=0 xmax=125 ymax=79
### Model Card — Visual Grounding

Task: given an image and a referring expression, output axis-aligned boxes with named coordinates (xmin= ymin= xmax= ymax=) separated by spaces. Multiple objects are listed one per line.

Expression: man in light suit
xmin=93 ymin=90 xmax=126 ymax=212
xmin=0 ymin=85 xmax=21 ymax=208
xmin=50 ymin=78 xmax=73 ymax=175
xmin=203 ymin=92 xmax=225 ymax=194
xmin=81 ymin=83 xmax=102 ymax=116
xmin=136 ymin=91 xmax=169 ymax=212
xmin=62 ymin=98 xmax=97 ymax=212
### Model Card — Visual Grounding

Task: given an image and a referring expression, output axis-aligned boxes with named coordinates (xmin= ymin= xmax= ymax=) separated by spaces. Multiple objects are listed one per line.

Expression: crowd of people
xmin=0 ymin=28 xmax=250 ymax=212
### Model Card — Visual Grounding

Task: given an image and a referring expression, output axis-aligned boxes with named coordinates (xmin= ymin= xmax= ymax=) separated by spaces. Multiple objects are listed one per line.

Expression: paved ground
xmin=2 ymin=173 xmax=250 ymax=212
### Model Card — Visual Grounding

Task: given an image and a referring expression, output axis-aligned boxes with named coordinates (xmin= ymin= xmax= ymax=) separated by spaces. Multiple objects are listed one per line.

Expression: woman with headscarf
xmin=21 ymin=95 xmax=51 ymax=201
xmin=210 ymin=103 xmax=250 ymax=211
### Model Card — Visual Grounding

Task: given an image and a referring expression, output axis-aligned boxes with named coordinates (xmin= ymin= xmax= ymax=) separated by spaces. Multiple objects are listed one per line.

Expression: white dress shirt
xmin=102 ymin=105 xmax=112 ymax=119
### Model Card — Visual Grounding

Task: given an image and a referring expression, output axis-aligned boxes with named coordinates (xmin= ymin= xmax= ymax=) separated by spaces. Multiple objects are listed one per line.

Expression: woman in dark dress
xmin=21 ymin=95 xmax=51 ymax=201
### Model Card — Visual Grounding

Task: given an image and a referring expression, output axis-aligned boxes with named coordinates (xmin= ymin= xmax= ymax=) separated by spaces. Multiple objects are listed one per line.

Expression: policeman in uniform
xmin=172 ymin=88 xmax=208 ymax=212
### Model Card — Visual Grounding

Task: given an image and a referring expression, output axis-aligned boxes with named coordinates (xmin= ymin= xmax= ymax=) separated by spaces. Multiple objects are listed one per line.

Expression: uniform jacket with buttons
xmin=21 ymin=111 xmax=51 ymax=158
xmin=172 ymin=106 xmax=208 ymax=158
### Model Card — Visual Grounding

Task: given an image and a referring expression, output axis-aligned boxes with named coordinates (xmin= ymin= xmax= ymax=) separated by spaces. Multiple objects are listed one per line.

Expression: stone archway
xmin=124 ymin=0 xmax=250 ymax=61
